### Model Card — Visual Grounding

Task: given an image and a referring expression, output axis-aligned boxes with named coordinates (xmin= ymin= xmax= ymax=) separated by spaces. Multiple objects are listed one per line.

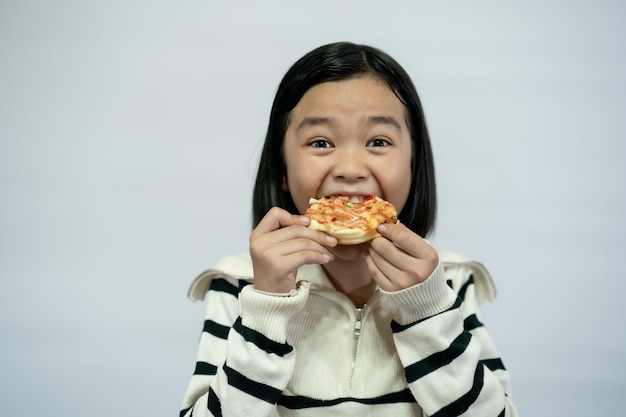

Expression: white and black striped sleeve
xmin=385 ymin=263 xmax=518 ymax=417
xmin=179 ymin=278 xmax=309 ymax=417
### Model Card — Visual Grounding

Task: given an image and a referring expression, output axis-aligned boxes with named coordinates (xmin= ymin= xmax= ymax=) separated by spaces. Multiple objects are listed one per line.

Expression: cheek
xmin=285 ymin=170 xmax=314 ymax=214
xmin=384 ymin=159 xmax=413 ymax=213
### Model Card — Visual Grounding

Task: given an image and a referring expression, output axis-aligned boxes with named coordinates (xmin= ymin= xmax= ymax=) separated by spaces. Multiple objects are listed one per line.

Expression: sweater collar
xmin=187 ymin=253 xmax=336 ymax=301
xmin=187 ymin=251 xmax=497 ymax=305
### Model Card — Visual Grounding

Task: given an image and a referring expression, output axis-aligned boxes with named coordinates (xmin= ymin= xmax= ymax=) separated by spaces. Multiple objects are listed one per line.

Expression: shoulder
xmin=440 ymin=251 xmax=497 ymax=304
xmin=187 ymin=253 xmax=254 ymax=301
xmin=185 ymin=251 xmax=497 ymax=304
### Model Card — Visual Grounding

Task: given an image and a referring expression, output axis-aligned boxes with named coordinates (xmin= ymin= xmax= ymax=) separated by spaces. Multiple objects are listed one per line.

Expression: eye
xmin=367 ymin=137 xmax=390 ymax=147
xmin=308 ymin=138 xmax=333 ymax=148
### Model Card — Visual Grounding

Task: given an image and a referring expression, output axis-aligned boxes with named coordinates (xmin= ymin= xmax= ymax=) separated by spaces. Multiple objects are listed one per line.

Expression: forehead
xmin=289 ymin=75 xmax=408 ymax=124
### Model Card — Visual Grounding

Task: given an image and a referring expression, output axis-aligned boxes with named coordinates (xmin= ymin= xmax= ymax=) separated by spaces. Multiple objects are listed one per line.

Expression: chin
xmin=329 ymin=242 xmax=371 ymax=260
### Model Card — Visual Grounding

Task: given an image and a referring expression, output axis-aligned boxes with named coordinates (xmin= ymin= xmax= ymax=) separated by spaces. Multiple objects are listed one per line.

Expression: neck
xmin=322 ymin=256 xmax=377 ymax=308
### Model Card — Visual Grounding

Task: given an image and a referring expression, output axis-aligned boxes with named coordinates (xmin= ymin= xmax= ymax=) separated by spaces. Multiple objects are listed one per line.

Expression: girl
xmin=180 ymin=42 xmax=517 ymax=417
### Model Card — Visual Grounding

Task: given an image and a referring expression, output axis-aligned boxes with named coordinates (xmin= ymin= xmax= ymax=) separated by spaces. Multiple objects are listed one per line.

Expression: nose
xmin=332 ymin=149 xmax=369 ymax=182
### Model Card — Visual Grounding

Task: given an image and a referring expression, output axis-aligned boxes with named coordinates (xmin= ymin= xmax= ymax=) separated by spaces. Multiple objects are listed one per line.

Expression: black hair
xmin=252 ymin=41 xmax=437 ymax=237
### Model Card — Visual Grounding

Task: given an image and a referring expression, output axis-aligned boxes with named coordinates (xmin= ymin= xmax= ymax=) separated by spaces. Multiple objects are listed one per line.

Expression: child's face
xmin=283 ymin=75 xmax=413 ymax=216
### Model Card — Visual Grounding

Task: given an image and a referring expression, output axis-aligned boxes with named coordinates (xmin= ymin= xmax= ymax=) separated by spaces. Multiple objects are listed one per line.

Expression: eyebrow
xmin=296 ymin=115 xmax=402 ymax=132
xmin=296 ymin=117 xmax=335 ymax=132
xmin=367 ymin=115 xmax=402 ymax=131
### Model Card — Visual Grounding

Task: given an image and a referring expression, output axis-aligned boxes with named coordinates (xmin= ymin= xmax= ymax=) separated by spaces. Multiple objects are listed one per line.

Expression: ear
xmin=282 ymin=176 xmax=289 ymax=192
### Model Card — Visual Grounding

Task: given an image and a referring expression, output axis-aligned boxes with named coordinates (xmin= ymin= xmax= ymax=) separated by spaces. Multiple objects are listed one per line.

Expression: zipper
xmin=315 ymin=289 xmax=380 ymax=387
xmin=350 ymin=306 xmax=365 ymax=387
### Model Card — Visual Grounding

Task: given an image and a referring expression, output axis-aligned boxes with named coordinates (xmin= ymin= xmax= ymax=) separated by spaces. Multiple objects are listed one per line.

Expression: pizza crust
xmin=306 ymin=196 xmax=397 ymax=245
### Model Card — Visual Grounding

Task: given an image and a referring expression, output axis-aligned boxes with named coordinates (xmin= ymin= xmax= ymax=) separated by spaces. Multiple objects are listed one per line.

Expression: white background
xmin=1 ymin=1 xmax=625 ymax=416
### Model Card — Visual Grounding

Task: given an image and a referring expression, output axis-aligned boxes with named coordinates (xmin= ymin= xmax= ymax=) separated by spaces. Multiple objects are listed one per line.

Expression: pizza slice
xmin=305 ymin=195 xmax=398 ymax=245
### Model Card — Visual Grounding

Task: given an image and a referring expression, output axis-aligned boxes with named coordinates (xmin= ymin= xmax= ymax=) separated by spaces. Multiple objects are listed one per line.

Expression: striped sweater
xmin=179 ymin=252 xmax=518 ymax=416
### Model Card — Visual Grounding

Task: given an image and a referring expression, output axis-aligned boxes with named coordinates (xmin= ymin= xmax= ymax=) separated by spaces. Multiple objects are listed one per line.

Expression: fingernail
xmin=326 ymin=235 xmax=337 ymax=245
xmin=300 ymin=216 xmax=310 ymax=224
xmin=378 ymin=223 xmax=388 ymax=233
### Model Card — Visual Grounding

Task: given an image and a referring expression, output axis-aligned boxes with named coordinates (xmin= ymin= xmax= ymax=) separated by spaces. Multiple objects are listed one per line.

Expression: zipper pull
xmin=350 ymin=307 xmax=364 ymax=387
xmin=354 ymin=308 xmax=363 ymax=338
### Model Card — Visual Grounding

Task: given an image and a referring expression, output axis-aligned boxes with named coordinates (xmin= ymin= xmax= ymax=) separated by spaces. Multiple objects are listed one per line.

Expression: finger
xmin=251 ymin=236 xmax=336 ymax=293
xmin=252 ymin=207 xmax=310 ymax=237
xmin=258 ymin=244 xmax=334 ymax=275
xmin=376 ymin=222 xmax=438 ymax=263
xmin=363 ymin=250 xmax=396 ymax=292
xmin=249 ymin=224 xmax=337 ymax=278
xmin=281 ymin=245 xmax=336 ymax=267
xmin=252 ymin=222 xmax=337 ymax=250
xmin=366 ymin=243 xmax=420 ymax=290
xmin=266 ymin=236 xmax=336 ymax=260
xmin=368 ymin=223 xmax=440 ymax=289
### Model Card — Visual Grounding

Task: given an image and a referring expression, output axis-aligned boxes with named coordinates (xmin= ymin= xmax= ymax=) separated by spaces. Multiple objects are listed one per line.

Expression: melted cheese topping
xmin=305 ymin=196 xmax=397 ymax=244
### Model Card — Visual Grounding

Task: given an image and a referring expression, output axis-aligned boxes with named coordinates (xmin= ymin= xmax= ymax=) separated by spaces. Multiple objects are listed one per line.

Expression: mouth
xmin=323 ymin=193 xmax=381 ymax=201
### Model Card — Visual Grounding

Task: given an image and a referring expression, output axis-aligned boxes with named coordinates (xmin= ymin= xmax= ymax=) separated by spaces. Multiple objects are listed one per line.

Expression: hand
xmin=249 ymin=207 xmax=337 ymax=294
xmin=364 ymin=222 xmax=439 ymax=292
